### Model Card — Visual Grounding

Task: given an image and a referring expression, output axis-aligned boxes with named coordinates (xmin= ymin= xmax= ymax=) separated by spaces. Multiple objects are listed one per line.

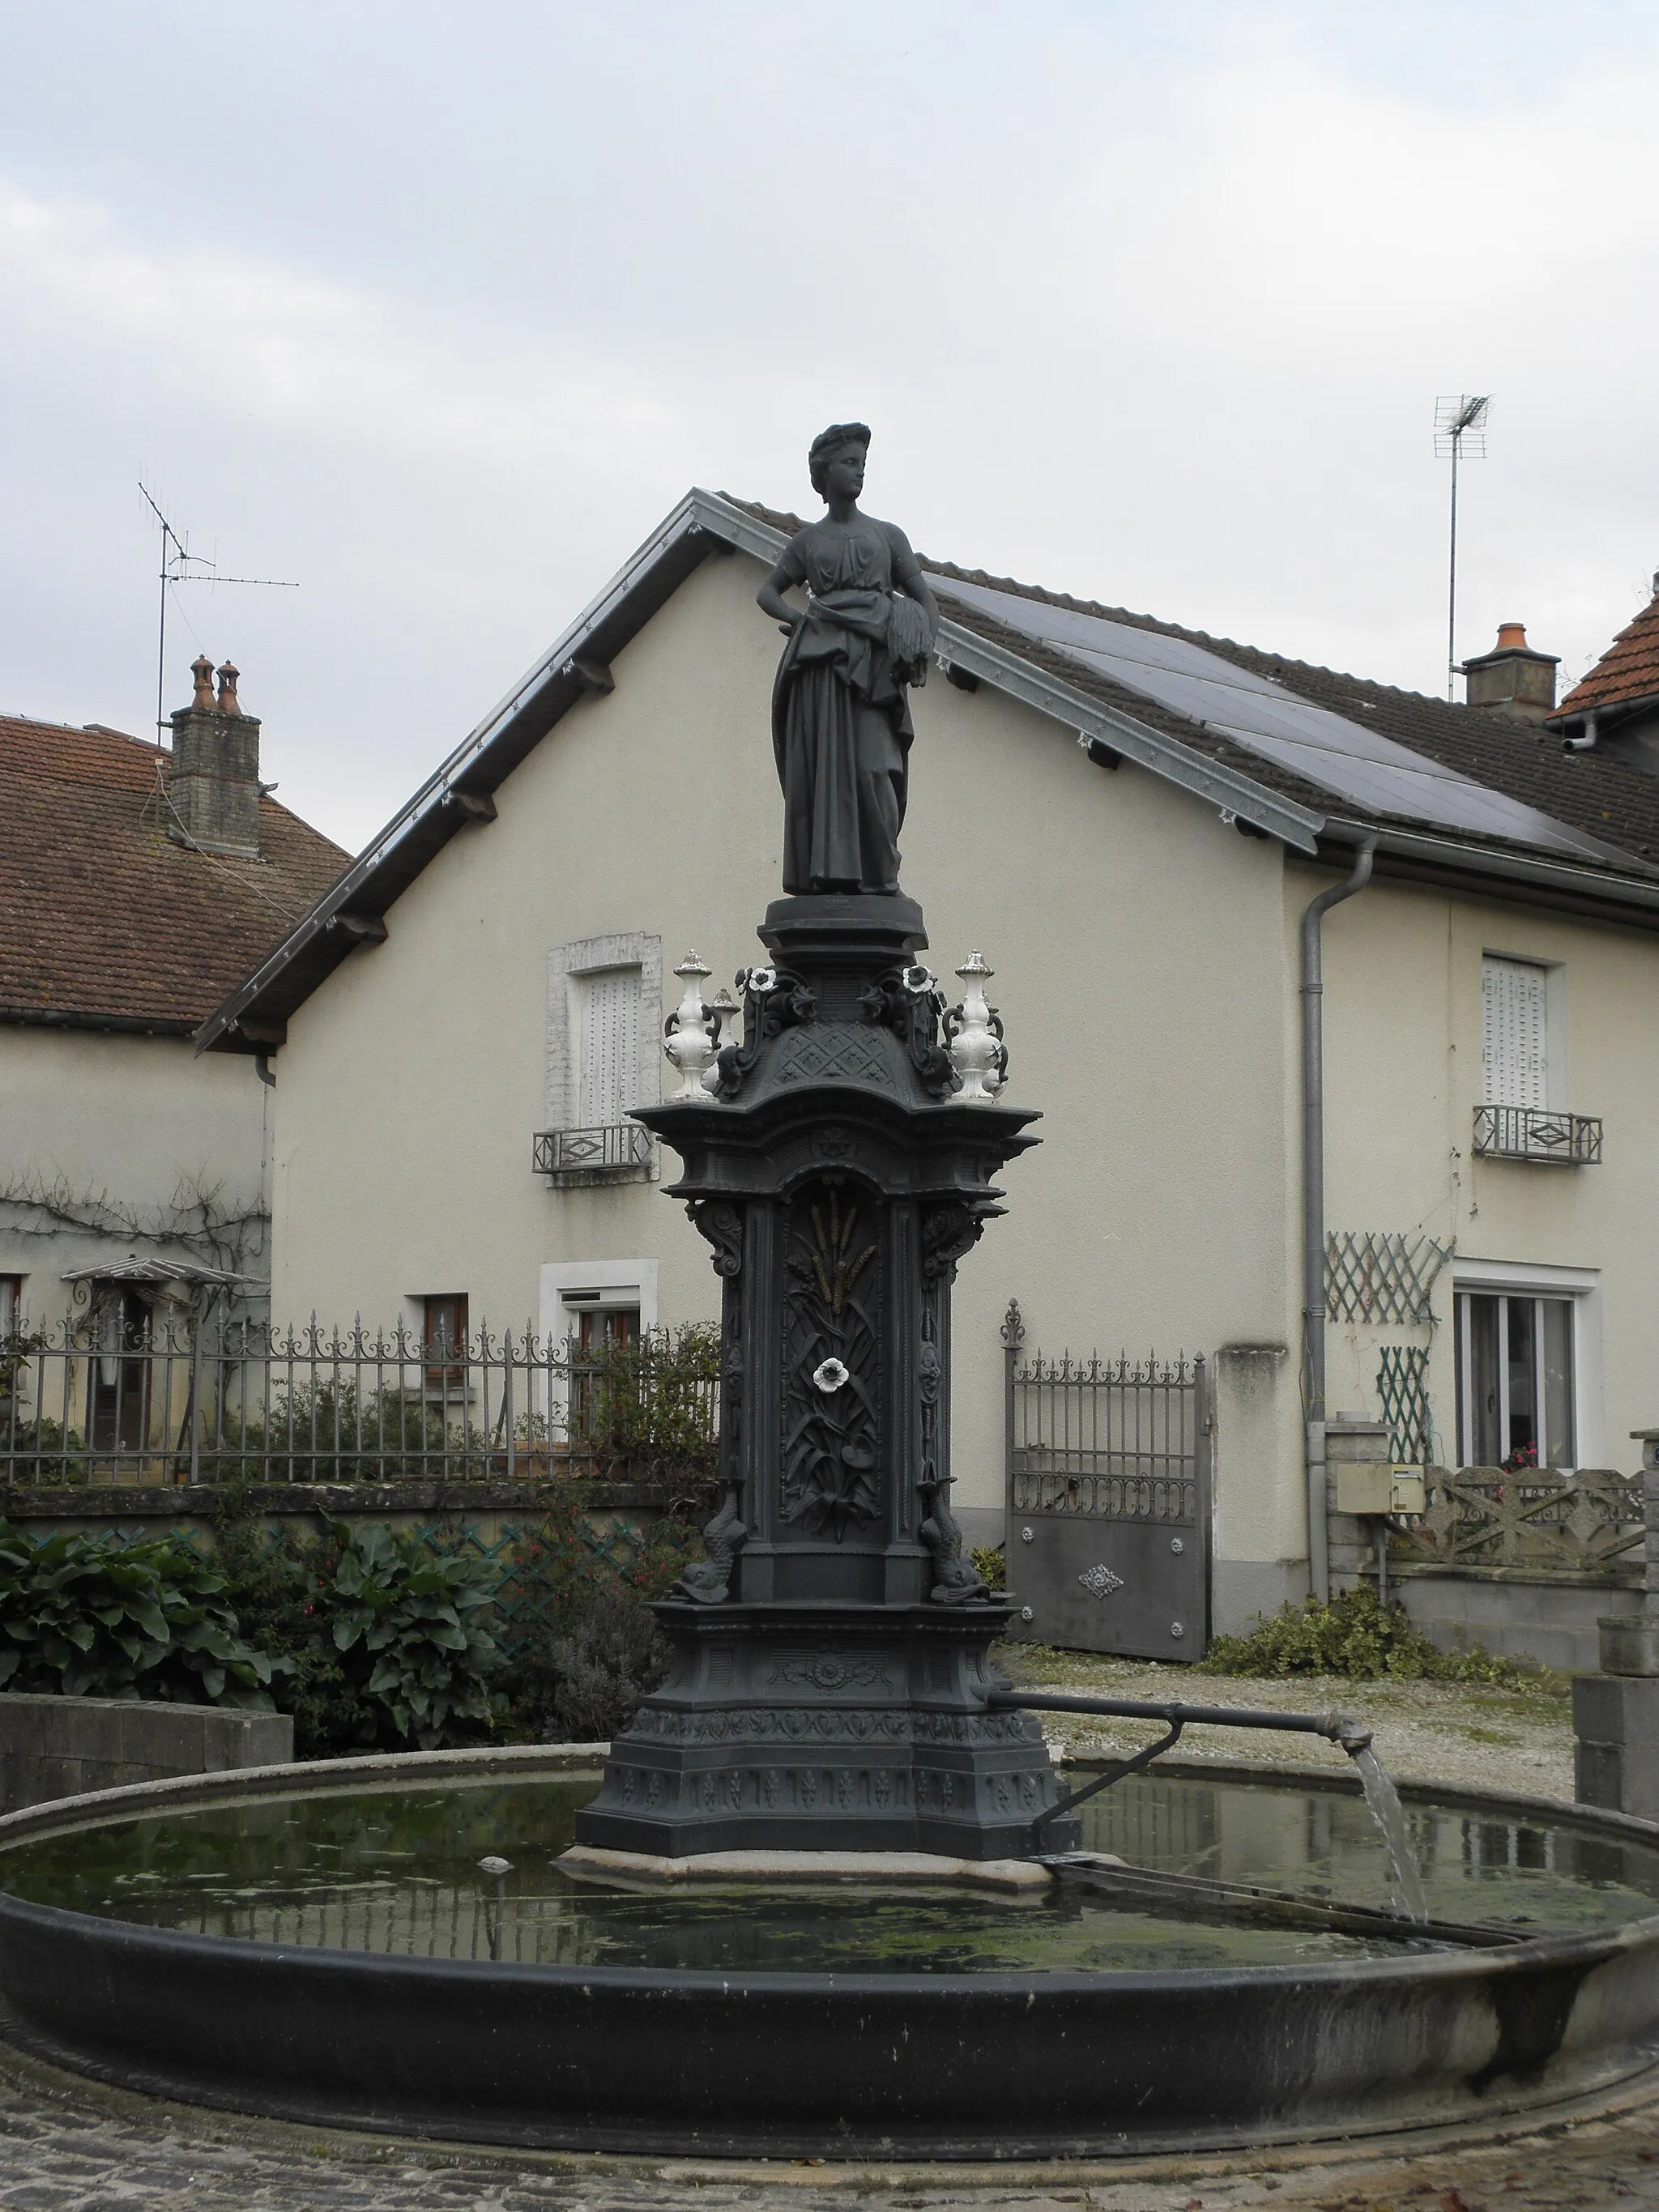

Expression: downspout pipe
xmin=1301 ymin=836 xmax=1375 ymax=1604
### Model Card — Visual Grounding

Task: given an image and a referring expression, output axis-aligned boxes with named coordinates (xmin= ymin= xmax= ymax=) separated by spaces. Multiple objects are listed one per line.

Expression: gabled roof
xmin=196 ymin=490 xmax=1659 ymax=1056
xmin=1551 ymin=580 xmax=1659 ymax=728
xmin=0 ymin=714 xmax=348 ymax=1033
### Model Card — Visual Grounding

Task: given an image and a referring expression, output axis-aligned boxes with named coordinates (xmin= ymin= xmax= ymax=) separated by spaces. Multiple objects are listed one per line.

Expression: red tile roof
xmin=1554 ymin=585 xmax=1659 ymax=723
xmin=0 ymin=714 xmax=348 ymax=1029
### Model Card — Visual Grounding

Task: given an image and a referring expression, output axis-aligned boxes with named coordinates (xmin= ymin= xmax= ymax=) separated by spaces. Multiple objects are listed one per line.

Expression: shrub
xmin=573 ymin=1323 xmax=720 ymax=1511
xmin=1200 ymin=1585 xmax=1544 ymax=1689
xmin=311 ymin=1521 xmax=502 ymax=1750
xmin=209 ymin=1380 xmax=484 ymax=1485
xmin=971 ymin=1542 xmax=1006 ymax=1592
xmin=495 ymin=1491 xmax=688 ymax=1742
xmin=206 ymin=1504 xmax=506 ymax=1755
xmin=207 ymin=1513 xmax=368 ymax=1758
xmin=0 ymin=1417 xmax=87 ymax=1485
xmin=530 ymin=1583 xmax=670 ymax=1743
xmin=0 ymin=1517 xmax=286 ymax=1707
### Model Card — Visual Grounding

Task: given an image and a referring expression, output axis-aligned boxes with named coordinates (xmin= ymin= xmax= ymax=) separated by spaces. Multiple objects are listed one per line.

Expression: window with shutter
xmin=575 ymin=966 xmax=642 ymax=1127
xmin=1481 ymin=957 xmax=1548 ymax=1108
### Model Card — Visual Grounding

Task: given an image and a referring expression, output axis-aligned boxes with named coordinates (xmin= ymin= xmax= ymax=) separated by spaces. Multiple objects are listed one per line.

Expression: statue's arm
xmin=757 ymin=533 xmax=812 ymax=631
xmin=885 ymin=525 xmax=940 ymax=637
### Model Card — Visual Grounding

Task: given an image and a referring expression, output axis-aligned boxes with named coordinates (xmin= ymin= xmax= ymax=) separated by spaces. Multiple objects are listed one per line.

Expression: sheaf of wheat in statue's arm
xmin=756 ymin=423 xmax=940 ymax=896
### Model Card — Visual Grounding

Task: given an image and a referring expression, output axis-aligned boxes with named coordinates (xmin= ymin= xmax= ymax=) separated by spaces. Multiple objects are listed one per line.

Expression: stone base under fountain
xmin=571 ymin=1600 xmax=1080 ymax=1860
xmin=558 ymin=1845 xmax=1056 ymax=1889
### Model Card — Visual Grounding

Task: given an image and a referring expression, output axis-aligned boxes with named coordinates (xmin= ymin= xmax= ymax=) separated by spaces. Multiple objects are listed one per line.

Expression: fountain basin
xmin=2 ymin=1744 xmax=1657 ymax=2159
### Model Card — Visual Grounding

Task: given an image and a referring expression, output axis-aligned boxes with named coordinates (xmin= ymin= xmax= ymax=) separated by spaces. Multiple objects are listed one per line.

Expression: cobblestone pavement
xmin=2 ymin=2042 xmax=1657 ymax=2212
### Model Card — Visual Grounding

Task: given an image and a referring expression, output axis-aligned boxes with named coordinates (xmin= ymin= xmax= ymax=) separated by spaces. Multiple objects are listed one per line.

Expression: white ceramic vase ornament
xmin=700 ymin=986 xmax=740 ymax=1095
xmin=947 ymin=951 xmax=1007 ymax=1102
xmin=663 ymin=952 xmax=716 ymax=1099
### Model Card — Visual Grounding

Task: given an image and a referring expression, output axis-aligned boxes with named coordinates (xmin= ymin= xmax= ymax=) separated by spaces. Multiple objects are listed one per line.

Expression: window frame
xmin=1480 ymin=949 xmax=1567 ymax=1110
xmin=537 ymin=1259 xmax=659 ymax=1434
xmin=1450 ymin=1259 xmax=1602 ymax=1471
xmin=421 ymin=1292 xmax=470 ymax=1385
xmin=543 ymin=932 xmax=662 ymax=1187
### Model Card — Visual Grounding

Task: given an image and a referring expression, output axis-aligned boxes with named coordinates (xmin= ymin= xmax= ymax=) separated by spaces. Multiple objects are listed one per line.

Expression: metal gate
xmin=1002 ymin=1302 xmax=1210 ymax=1660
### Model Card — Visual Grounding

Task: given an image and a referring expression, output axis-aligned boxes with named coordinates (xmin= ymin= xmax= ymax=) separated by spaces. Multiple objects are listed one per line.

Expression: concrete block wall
xmin=0 ymin=1694 xmax=292 ymax=1813
xmin=1392 ymin=1569 xmax=1642 ymax=1674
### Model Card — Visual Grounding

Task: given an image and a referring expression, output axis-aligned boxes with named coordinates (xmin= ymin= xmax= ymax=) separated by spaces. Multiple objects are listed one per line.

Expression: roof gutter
xmin=0 ymin=1007 xmax=197 ymax=1038
xmin=1321 ymin=820 xmax=1659 ymax=931
xmin=1551 ymin=691 xmax=1659 ymax=751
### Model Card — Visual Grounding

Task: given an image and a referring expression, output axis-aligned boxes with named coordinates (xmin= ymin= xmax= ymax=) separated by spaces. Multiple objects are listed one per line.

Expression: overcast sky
xmin=3 ymin=2 xmax=1657 ymax=853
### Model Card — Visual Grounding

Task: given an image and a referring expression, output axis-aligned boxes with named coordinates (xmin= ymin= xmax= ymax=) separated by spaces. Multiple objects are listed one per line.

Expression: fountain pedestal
xmin=572 ymin=894 xmax=1076 ymax=1860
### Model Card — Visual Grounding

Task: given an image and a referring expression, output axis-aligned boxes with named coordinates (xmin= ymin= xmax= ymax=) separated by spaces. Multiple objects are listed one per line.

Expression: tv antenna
xmin=138 ymin=480 xmax=298 ymax=742
xmin=1433 ymin=395 xmax=1491 ymax=704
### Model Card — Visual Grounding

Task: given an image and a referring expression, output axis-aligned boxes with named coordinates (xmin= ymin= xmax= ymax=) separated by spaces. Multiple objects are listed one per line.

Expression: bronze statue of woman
xmin=757 ymin=424 xmax=940 ymax=896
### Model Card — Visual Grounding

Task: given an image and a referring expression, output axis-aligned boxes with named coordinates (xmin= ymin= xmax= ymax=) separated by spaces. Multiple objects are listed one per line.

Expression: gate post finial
xmin=1000 ymin=1298 xmax=1025 ymax=1349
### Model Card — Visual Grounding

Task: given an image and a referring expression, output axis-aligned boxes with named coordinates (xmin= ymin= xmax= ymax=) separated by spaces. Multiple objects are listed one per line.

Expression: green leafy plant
xmin=1201 ymin=1584 xmax=1544 ymax=1688
xmin=0 ymin=1415 xmax=88 ymax=1486
xmin=971 ymin=1542 xmax=1006 ymax=1592
xmin=0 ymin=1327 xmax=45 ymax=1396
xmin=0 ymin=1517 xmax=286 ymax=1707
xmin=571 ymin=1323 xmax=720 ymax=1506
xmin=208 ymin=1380 xmax=489 ymax=1485
xmin=311 ymin=1521 xmax=502 ymax=1750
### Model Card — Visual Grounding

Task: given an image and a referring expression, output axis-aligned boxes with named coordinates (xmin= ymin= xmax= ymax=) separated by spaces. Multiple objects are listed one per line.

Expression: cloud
xmin=1 ymin=6 xmax=1657 ymax=851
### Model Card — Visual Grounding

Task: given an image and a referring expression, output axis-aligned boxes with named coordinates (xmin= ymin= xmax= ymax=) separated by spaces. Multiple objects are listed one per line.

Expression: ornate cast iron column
xmin=574 ymin=893 xmax=1076 ymax=1860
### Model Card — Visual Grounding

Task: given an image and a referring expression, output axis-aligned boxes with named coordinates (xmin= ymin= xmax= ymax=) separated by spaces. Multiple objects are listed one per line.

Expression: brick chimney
xmin=1461 ymin=622 xmax=1559 ymax=722
xmin=167 ymin=656 xmax=262 ymax=856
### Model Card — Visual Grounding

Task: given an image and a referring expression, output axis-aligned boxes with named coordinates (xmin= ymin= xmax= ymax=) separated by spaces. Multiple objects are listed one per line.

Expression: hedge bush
xmin=1 ymin=1479 xmax=712 ymax=1756
xmin=1200 ymin=1585 xmax=1544 ymax=1689
xmin=0 ymin=1518 xmax=287 ymax=1707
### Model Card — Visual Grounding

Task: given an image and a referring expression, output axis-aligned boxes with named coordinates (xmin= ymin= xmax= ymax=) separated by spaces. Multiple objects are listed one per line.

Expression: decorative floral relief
xmin=1079 ymin=1563 xmax=1126 ymax=1600
xmin=780 ymin=1180 xmax=882 ymax=1539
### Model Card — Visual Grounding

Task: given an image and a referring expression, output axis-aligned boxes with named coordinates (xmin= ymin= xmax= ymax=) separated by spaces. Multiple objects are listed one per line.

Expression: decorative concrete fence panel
xmin=1381 ymin=1466 xmax=1649 ymax=1673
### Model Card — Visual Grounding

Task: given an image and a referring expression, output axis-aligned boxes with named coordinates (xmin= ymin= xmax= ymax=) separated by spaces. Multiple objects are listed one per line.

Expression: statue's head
xmin=808 ymin=421 xmax=872 ymax=498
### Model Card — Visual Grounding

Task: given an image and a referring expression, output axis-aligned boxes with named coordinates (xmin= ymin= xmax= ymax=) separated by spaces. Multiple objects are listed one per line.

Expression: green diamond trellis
xmin=408 ymin=1515 xmax=646 ymax=1630
xmin=1325 ymin=1230 xmax=1450 ymax=1326
xmin=1376 ymin=1345 xmax=1431 ymax=1464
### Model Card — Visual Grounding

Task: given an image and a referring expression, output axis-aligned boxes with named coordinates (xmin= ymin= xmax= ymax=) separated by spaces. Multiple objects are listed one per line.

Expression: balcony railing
xmin=532 ymin=1123 xmax=653 ymax=1179
xmin=1472 ymin=1104 xmax=1603 ymax=1166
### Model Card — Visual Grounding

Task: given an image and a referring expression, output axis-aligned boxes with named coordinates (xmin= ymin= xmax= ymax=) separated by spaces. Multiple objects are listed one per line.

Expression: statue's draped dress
xmin=770 ymin=518 xmax=927 ymax=895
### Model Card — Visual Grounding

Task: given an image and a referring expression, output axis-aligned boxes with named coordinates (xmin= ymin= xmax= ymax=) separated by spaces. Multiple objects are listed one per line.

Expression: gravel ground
xmin=996 ymin=1646 xmax=1576 ymax=1801
xmin=1 ymin=2034 xmax=1657 ymax=2210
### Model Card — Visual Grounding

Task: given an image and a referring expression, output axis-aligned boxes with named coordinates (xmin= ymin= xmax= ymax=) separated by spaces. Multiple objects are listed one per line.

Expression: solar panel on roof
xmin=932 ymin=576 xmax=1627 ymax=866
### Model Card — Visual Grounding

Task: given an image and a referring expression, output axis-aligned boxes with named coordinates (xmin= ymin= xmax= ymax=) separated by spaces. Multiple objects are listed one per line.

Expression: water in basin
xmin=4 ymin=1769 xmax=1656 ymax=1975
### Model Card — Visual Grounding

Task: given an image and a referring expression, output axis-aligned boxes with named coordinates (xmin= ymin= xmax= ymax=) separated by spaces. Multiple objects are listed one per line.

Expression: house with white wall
xmin=196 ymin=492 xmax=1659 ymax=1645
xmin=0 ymin=662 xmax=346 ymax=1444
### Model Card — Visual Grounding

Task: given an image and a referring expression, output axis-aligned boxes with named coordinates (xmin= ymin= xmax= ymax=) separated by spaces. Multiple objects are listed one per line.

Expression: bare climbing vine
xmin=0 ymin=1171 xmax=267 ymax=1276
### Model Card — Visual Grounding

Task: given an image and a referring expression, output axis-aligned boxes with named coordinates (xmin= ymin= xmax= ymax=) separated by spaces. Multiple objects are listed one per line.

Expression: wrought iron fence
xmin=1472 ymin=1105 xmax=1603 ymax=1166
xmin=1006 ymin=1341 xmax=1205 ymax=1524
xmin=0 ymin=1316 xmax=718 ymax=1489
xmin=1388 ymin=1467 xmax=1645 ymax=1576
